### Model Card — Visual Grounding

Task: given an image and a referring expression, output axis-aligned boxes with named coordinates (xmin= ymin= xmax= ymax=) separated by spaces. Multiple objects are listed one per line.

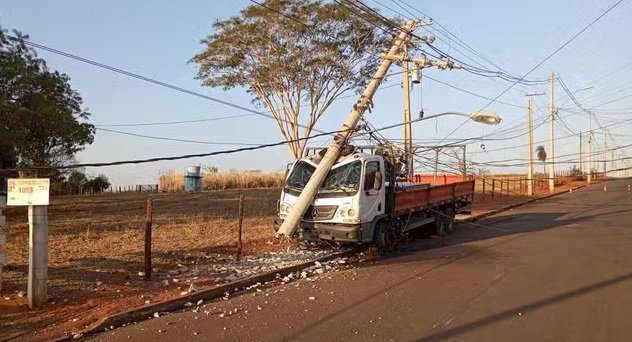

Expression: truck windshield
xmin=285 ymin=160 xmax=362 ymax=195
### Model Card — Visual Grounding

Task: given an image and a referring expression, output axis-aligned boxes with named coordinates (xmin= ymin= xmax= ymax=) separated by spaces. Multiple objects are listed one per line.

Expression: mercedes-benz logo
xmin=310 ymin=208 xmax=320 ymax=219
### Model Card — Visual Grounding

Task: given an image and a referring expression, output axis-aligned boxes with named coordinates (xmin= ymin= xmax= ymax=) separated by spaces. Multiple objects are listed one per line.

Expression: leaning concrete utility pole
xmin=277 ymin=20 xmax=417 ymax=237
xmin=548 ymin=72 xmax=555 ymax=193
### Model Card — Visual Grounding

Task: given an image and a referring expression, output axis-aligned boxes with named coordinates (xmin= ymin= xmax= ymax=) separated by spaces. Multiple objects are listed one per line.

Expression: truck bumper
xmin=273 ymin=219 xmax=366 ymax=243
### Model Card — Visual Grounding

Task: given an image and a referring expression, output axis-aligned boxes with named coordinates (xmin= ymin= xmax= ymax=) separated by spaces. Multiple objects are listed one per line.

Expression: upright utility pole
xmin=403 ymin=47 xmax=413 ymax=180
xmin=588 ymin=113 xmax=593 ymax=183
xmin=579 ymin=131 xmax=583 ymax=174
xmin=462 ymin=145 xmax=467 ymax=180
xmin=548 ymin=72 xmax=555 ymax=193
xmin=433 ymin=148 xmax=440 ymax=184
xmin=603 ymin=129 xmax=608 ymax=175
xmin=527 ymin=97 xmax=535 ymax=195
xmin=277 ymin=20 xmax=417 ymax=237
xmin=401 ymin=39 xmax=459 ymax=179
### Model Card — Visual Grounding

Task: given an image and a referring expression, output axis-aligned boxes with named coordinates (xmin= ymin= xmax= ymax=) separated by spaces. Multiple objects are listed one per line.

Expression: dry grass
xmin=2 ymin=189 xmax=283 ymax=295
xmin=159 ymin=171 xmax=285 ymax=192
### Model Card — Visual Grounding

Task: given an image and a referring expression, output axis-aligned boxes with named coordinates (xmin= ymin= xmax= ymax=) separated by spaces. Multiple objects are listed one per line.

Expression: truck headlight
xmin=338 ymin=208 xmax=357 ymax=218
xmin=280 ymin=203 xmax=292 ymax=214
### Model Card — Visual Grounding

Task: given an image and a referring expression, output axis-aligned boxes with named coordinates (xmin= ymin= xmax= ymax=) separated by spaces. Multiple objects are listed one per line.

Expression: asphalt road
xmin=88 ymin=179 xmax=632 ymax=342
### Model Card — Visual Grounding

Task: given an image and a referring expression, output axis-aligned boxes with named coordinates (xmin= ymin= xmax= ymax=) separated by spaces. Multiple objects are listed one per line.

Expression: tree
xmin=0 ymin=27 xmax=95 ymax=175
xmin=536 ymin=145 xmax=547 ymax=175
xmin=65 ymin=170 xmax=88 ymax=195
xmin=86 ymin=174 xmax=111 ymax=193
xmin=191 ymin=0 xmax=393 ymax=158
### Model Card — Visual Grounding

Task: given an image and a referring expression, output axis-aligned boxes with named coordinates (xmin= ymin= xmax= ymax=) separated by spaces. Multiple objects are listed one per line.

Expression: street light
xmin=375 ymin=111 xmax=502 ymax=134
xmin=384 ymin=110 xmax=502 ymax=180
xmin=415 ymin=111 xmax=501 ymax=125
xmin=468 ymin=112 xmax=502 ymax=125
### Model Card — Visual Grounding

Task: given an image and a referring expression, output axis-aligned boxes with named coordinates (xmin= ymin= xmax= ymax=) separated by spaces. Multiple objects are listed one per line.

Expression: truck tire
xmin=375 ymin=220 xmax=395 ymax=254
xmin=444 ymin=208 xmax=455 ymax=235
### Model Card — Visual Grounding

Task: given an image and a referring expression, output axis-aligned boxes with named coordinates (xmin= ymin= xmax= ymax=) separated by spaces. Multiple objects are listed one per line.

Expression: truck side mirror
xmin=373 ymin=172 xmax=382 ymax=190
xmin=284 ymin=163 xmax=292 ymax=179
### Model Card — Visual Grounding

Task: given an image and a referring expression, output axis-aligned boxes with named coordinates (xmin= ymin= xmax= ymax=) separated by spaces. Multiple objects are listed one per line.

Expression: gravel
xmin=164 ymin=248 xmax=347 ymax=288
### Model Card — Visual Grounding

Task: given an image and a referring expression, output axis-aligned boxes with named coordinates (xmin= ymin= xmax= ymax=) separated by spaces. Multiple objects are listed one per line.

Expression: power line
xmin=96 ymin=127 xmax=262 ymax=146
xmin=12 ymin=36 xmax=333 ymax=134
xmin=95 ymin=114 xmax=258 ymax=127
xmin=374 ymin=0 xmax=548 ymax=86
xmin=468 ymin=115 xmax=632 ymax=155
xmin=423 ymin=74 xmax=525 ymax=109
xmin=437 ymin=0 xmax=624 ymax=144
xmin=94 ymin=82 xmax=402 ymax=127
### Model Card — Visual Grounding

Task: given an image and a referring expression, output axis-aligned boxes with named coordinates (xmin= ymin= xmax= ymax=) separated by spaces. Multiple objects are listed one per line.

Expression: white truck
xmin=274 ymin=145 xmax=475 ymax=251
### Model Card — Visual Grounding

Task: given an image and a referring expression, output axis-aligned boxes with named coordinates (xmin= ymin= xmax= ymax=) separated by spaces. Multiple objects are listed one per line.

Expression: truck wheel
xmin=375 ymin=220 xmax=395 ymax=254
xmin=444 ymin=208 xmax=455 ymax=235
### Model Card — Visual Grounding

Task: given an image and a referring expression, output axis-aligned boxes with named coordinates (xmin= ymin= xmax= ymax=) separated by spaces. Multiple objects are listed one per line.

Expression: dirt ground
xmin=0 ymin=181 xmax=589 ymax=341
xmin=1 ymin=188 xmax=289 ymax=341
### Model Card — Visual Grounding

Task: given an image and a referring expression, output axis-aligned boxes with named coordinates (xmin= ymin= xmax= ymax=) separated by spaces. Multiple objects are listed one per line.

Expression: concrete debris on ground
xmin=158 ymin=249 xmax=346 ymax=291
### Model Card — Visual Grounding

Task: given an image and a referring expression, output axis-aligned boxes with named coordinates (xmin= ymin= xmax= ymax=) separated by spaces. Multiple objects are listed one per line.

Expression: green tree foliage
xmin=86 ymin=174 xmax=111 ymax=193
xmin=65 ymin=170 xmax=88 ymax=194
xmin=0 ymin=27 xmax=95 ymax=175
xmin=191 ymin=0 xmax=393 ymax=158
xmin=536 ymin=145 xmax=547 ymax=175
xmin=57 ymin=170 xmax=110 ymax=195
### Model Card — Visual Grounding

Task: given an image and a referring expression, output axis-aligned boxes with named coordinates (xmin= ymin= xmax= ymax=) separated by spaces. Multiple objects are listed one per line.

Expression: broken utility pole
xmin=276 ymin=20 xmax=417 ymax=237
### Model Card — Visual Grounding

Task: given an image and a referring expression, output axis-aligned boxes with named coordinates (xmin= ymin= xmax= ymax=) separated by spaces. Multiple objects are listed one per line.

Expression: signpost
xmin=7 ymin=178 xmax=50 ymax=308
xmin=7 ymin=178 xmax=50 ymax=206
xmin=0 ymin=195 xmax=6 ymax=292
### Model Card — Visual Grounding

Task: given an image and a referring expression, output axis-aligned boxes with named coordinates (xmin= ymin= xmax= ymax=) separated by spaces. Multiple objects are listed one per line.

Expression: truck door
xmin=360 ymin=160 xmax=385 ymax=222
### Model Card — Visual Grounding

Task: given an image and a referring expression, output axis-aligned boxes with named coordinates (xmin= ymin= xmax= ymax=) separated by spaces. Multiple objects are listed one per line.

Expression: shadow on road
xmin=282 ymin=189 xmax=632 ymax=341
xmin=416 ymin=271 xmax=632 ymax=341
xmin=374 ymin=204 xmax=632 ymax=267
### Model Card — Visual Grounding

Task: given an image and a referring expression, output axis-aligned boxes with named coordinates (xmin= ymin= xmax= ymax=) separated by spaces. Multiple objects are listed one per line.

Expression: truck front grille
xmin=302 ymin=205 xmax=338 ymax=221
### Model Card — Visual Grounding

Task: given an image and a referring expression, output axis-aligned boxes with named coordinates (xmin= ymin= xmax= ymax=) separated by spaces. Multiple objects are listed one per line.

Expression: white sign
xmin=7 ymin=178 xmax=50 ymax=206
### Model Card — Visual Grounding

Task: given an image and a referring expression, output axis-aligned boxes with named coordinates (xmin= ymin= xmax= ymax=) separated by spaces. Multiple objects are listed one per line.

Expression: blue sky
xmin=2 ymin=0 xmax=631 ymax=185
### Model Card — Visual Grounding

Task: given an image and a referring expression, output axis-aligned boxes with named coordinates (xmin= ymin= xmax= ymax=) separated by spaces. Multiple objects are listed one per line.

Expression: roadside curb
xmin=458 ymin=184 xmax=588 ymax=223
xmin=57 ymin=248 xmax=358 ymax=341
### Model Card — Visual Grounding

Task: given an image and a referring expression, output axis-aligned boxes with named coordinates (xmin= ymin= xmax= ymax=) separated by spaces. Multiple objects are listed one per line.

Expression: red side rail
xmin=394 ymin=180 xmax=474 ymax=215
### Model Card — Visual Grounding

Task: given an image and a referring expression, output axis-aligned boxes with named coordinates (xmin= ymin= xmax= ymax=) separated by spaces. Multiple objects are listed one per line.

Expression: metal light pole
xmin=526 ymin=93 xmax=544 ymax=195
xmin=573 ymin=85 xmax=595 ymax=182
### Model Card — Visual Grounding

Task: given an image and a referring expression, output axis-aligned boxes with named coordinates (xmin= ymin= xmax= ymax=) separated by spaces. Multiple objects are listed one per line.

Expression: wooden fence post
xmin=482 ymin=178 xmax=486 ymax=200
xmin=237 ymin=195 xmax=244 ymax=261
xmin=492 ymin=179 xmax=496 ymax=199
xmin=144 ymin=198 xmax=153 ymax=281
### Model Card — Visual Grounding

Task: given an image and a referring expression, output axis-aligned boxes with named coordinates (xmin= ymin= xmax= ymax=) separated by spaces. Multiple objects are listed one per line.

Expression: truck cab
xmin=275 ymin=151 xmax=386 ymax=243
